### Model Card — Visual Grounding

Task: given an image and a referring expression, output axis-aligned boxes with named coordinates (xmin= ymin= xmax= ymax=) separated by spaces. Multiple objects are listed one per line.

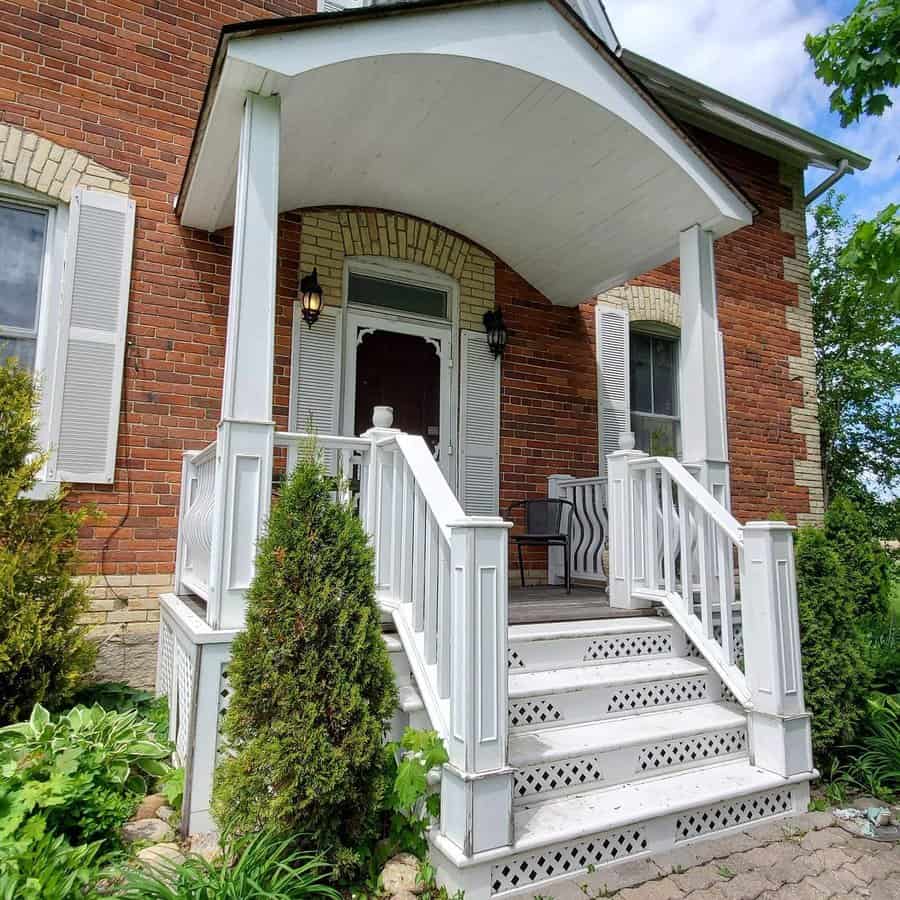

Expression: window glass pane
xmin=652 ymin=336 xmax=677 ymax=416
xmin=0 ymin=336 xmax=36 ymax=370
xmin=348 ymin=273 xmax=447 ymax=318
xmin=629 ymin=332 xmax=652 ymax=412
xmin=0 ymin=203 xmax=46 ymax=331
xmin=631 ymin=412 xmax=680 ymax=457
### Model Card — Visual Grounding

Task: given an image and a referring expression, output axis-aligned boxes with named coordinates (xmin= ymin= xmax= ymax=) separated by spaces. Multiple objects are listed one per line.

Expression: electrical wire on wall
xmin=92 ymin=335 xmax=140 ymax=672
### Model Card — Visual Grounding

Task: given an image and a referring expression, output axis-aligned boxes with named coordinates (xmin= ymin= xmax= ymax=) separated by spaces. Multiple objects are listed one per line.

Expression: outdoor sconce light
xmin=483 ymin=306 xmax=508 ymax=358
xmin=299 ymin=268 xmax=324 ymax=328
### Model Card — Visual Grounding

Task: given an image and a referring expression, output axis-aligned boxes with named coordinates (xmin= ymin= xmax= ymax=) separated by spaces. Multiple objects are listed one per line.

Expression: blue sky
xmin=604 ymin=0 xmax=899 ymax=223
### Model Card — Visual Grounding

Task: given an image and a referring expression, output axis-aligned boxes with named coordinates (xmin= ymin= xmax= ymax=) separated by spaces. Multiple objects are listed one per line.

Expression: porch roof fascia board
xmin=620 ymin=50 xmax=871 ymax=175
xmin=175 ymin=0 xmax=757 ymax=226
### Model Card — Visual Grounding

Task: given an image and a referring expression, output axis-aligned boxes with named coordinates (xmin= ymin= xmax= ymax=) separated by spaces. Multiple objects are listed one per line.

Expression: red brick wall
xmin=0 ymin=2 xmax=815 ymax=585
xmin=0 ymin=0 xmax=317 ymax=576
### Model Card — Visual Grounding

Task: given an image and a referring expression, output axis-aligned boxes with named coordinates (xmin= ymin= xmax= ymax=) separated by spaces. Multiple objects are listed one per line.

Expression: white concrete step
xmin=509 ymin=702 xmax=748 ymax=804
xmin=508 ymin=657 xmax=717 ymax=731
xmin=508 ymin=617 xmax=680 ymax=673
xmin=485 ymin=760 xmax=810 ymax=896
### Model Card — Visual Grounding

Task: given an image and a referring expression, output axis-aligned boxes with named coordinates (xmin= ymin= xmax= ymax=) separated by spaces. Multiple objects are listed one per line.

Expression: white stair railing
xmin=608 ymin=439 xmax=813 ymax=779
xmin=363 ymin=420 xmax=514 ymax=857
xmin=609 ymin=446 xmax=750 ymax=706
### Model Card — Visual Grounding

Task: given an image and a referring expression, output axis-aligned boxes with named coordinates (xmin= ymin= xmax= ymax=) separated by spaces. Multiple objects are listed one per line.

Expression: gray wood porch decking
xmin=508 ymin=584 xmax=651 ymax=625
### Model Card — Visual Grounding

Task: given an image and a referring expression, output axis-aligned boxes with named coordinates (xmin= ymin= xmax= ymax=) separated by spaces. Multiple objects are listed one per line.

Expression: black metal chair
xmin=507 ymin=498 xmax=576 ymax=593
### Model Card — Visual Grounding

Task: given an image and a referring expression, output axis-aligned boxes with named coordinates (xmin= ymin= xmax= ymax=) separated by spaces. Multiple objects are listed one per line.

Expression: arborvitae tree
xmin=213 ymin=453 xmax=397 ymax=877
xmin=0 ymin=361 xmax=96 ymax=724
xmin=824 ymin=494 xmax=892 ymax=622
xmin=795 ymin=526 xmax=873 ymax=759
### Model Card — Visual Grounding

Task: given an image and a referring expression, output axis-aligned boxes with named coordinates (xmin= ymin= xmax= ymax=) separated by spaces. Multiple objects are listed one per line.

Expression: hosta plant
xmin=0 ymin=702 xmax=172 ymax=852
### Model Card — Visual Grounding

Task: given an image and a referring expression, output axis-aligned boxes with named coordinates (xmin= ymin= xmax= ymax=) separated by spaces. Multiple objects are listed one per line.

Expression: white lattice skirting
xmin=488 ymin=785 xmax=803 ymax=897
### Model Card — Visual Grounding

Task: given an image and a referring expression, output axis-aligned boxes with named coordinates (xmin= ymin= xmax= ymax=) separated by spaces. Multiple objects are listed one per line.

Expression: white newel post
xmin=679 ymin=225 xmax=730 ymax=507
xmin=607 ymin=434 xmax=650 ymax=609
xmin=361 ymin=406 xmax=401 ymax=590
xmin=207 ymin=92 xmax=280 ymax=630
xmin=741 ymin=522 xmax=812 ymax=777
xmin=547 ymin=473 xmax=570 ymax=585
xmin=440 ymin=518 xmax=514 ymax=856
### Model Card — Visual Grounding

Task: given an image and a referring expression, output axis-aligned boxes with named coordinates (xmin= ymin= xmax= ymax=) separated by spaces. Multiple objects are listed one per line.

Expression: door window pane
xmin=348 ymin=272 xmax=447 ymax=318
xmin=0 ymin=202 xmax=47 ymax=372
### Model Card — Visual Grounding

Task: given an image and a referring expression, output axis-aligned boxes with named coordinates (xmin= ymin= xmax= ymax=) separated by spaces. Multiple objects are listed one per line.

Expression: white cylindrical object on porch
xmin=372 ymin=405 xmax=394 ymax=428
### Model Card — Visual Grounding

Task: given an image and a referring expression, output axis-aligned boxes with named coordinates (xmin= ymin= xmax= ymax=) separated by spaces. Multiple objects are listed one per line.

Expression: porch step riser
xmin=508 ymin=675 xmax=720 ymax=732
xmin=508 ymin=629 xmax=680 ymax=674
xmin=512 ymin=726 xmax=749 ymax=806
xmin=488 ymin=783 xmax=807 ymax=898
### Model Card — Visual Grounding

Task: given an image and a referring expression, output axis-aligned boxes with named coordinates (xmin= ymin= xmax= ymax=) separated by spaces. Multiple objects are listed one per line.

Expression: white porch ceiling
xmin=179 ymin=0 xmax=754 ymax=306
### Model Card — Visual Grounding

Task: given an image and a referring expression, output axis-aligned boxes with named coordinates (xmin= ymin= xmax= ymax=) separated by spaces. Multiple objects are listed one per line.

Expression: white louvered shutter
xmin=49 ymin=188 xmax=135 ymax=484
xmin=595 ymin=304 xmax=630 ymax=474
xmin=458 ymin=329 xmax=500 ymax=515
xmin=290 ymin=304 xmax=342 ymax=433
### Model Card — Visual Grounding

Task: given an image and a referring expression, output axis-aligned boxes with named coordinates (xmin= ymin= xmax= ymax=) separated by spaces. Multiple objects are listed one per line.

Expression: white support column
xmin=741 ymin=522 xmax=812 ymax=777
xmin=607 ymin=433 xmax=651 ymax=609
xmin=679 ymin=225 xmax=730 ymax=505
xmin=440 ymin=517 xmax=514 ymax=856
xmin=207 ymin=92 xmax=280 ymax=630
xmin=547 ymin=473 xmax=570 ymax=585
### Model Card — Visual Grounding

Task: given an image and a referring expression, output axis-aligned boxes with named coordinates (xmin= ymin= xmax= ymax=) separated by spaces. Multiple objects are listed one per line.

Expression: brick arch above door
xmin=297 ymin=209 xmax=495 ymax=329
xmin=0 ymin=123 xmax=130 ymax=201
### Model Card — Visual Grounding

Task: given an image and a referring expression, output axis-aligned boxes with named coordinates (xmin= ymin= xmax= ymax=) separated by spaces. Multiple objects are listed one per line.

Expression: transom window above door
xmin=630 ymin=329 xmax=681 ymax=457
xmin=0 ymin=200 xmax=49 ymax=371
xmin=348 ymin=272 xmax=448 ymax=319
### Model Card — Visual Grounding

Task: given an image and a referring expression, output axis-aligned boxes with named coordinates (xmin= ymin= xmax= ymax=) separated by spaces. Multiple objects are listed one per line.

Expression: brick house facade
xmin=0 ymin=0 xmax=838 ymax=686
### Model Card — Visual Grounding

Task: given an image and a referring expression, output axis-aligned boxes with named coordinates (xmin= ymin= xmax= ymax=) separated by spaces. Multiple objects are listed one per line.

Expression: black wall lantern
xmin=299 ymin=268 xmax=324 ymax=328
xmin=483 ymin=306 xmax=508 ymax=358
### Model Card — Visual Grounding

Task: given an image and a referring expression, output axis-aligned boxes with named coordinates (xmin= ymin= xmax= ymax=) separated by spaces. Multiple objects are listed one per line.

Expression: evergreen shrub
xmin=824 ymin=494 xmax=893 ymax=622
xmin=0 ymin=361 xmax=95 ymax=724
xmin=213 ymin=453 xmax=397 ymax=877
xmin=795 ymin=526 xmax=873 ymax=758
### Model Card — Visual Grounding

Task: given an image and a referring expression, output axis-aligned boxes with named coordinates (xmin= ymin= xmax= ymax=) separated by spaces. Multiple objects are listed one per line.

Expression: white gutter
xmin=804 ymin=158 xmax=852 ymax=205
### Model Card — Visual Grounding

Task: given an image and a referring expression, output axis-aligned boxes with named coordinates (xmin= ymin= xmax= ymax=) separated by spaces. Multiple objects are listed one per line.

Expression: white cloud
xmin=604 ymin=0 xmax=831 ymax=126
xmin=603 ymin=0 xmax=899 ymax=218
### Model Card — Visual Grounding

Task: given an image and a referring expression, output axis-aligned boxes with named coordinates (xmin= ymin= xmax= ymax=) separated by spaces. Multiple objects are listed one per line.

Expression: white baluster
xmin=661 ymin=471 xmax=674 ymax=594
xmin=412 ymin=485 xmax=426 ymax=631
xmin=424 ymin=511 xmax=438 ymax=664
xmin=437 ymin=539 xmax=450 ymax=698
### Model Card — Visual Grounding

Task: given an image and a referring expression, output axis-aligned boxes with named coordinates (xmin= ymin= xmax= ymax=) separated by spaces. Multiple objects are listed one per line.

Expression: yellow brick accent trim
xmin=77 ymin=574 xmax=171 ymax=636
xmin=597 ymin=284 xmax=681 ymax=328
xmin=300 ymin=210 xmax=495 ymax=330
xmin=780 ymin=163 xmax=825 ymax=525
xmin=0 ymin=123 xmax=129 ymax=202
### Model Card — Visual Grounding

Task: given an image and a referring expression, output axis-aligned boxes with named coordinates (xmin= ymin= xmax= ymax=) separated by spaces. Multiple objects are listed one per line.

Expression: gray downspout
xmin=804 ymin=159 xmax=851 ymax=205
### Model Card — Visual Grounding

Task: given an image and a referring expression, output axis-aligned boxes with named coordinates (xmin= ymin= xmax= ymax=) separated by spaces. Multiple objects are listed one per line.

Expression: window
xmin=348 ymin=272 xmax=448 ymax=319
xmin=630 ymin=330 xmax=680 ymax=456
xmin=0 ymin=200 xmax=49 ymax=371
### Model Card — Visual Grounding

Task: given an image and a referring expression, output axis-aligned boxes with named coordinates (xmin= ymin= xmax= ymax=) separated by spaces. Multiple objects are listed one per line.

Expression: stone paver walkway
xmin=530 ymin=811 xmax=900 ymax=900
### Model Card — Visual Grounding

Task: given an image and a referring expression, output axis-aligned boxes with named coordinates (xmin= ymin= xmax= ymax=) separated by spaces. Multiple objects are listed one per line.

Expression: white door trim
xmin=341 ymin=258 xmax=459 ymax=487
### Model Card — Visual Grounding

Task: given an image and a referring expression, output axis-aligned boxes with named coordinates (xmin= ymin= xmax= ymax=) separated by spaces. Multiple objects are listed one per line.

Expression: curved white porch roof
xmin=179 ymin=0 xmax=754 ymax=306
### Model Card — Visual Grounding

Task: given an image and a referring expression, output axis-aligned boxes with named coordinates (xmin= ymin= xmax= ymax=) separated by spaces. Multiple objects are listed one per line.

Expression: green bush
xmin=849 ymin=693 xmax=900 ymax=798
xmin=118 ymin=829 xmax=340 ymax=900
xmin=824 ymin=494 xmax=893 ymax=622
xmin=0 ymin=702 xmax=171 ymax=855
xmin=795 ymin=527 xmax=873 ymax=759
xmin=0 ymin=829 xmax=102 ymax=900
xmin=70 ymin=680 xmax=169 ymax=744
xmin=213 ymin=455 xmax=397 ymax=878
xmin=0 ymin=361 xmax=96 ymax=724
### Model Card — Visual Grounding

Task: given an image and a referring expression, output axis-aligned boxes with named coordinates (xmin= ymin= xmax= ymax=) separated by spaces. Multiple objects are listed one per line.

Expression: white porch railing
xmin=607 ymin=440 xmax=812 ymax=774
xmin=174 ymin=442 xmax=217 ymax=602
xmin=547 ymin=474 xmax=609 ymax=584
xmin=364 ymin=424 xmax=514 ymax=856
